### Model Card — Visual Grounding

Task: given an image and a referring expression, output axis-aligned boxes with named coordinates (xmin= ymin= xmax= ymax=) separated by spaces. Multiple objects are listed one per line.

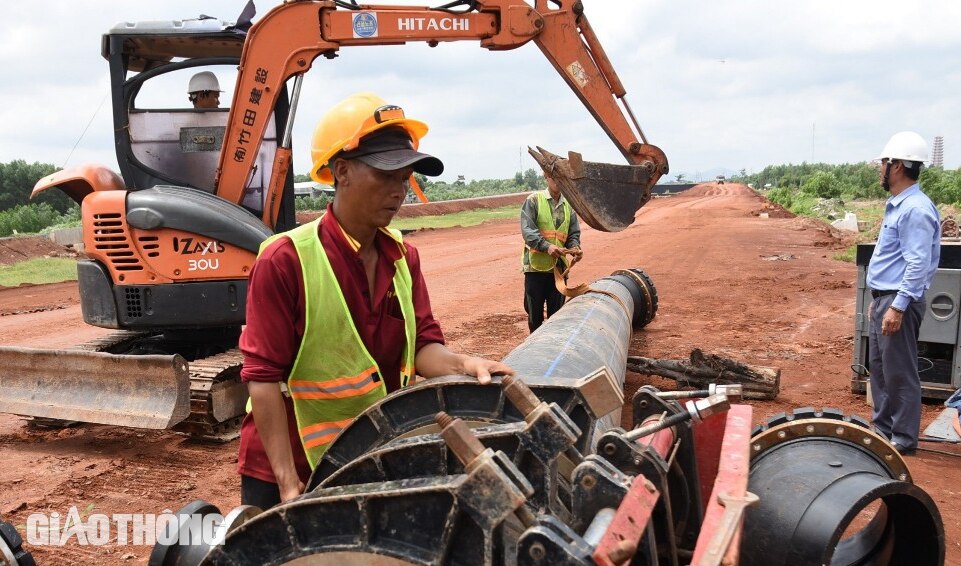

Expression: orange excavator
xmin=0 ymin=0 xmax=667 ymax=436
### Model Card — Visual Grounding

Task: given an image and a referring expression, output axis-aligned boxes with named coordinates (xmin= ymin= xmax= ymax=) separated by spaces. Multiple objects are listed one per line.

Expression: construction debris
xmin=626 ymin=349 xmax=780 ymax=400
xmin=942 ymin=215 xmax=959 ymax=238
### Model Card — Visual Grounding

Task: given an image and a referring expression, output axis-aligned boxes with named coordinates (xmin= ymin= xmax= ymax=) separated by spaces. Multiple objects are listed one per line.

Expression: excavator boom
xmin=217 ymin=0 xmax=667 ymax=232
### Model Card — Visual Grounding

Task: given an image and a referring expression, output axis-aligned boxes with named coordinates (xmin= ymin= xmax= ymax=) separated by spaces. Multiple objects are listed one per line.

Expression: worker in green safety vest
xmin=520 ymin=171 xmax=583 ymax=333
xmin=237 ymin=93 xmax=514 ymax=508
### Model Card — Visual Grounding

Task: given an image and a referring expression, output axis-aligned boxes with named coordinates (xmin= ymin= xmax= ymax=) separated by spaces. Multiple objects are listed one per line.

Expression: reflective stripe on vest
xmin=257 ymin=218 xmax=417 ymax=468
xmin=300 ymin=417 xmax=355 ymax=450
xmin=524 ymin=191 xmax=571 ymax=272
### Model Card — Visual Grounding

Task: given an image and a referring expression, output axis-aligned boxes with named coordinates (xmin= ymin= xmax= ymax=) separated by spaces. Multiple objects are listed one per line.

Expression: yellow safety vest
xmin=255 ymin=219 xmax=416 ymax=468
xmin=524 ymin=190 xmax=571 ymax=272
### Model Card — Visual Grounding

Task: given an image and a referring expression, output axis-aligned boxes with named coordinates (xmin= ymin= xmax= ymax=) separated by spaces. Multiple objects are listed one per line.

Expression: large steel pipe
xmin=309 ymin=269 xmax=656 ymax=488
xmin=502 ymin=268 xmax=654 ymax=447
xmin=742 ymin=408 xmax=944 ymax=565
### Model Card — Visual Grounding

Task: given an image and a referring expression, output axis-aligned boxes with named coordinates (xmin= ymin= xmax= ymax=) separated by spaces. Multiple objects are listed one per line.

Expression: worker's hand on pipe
xmin=882 ymin=307 xmax=903 ymax=336
xmin=461 ymin=355 xmax=515 ymax=385
xmin=415 ymin=343 xmax=514 ymax=385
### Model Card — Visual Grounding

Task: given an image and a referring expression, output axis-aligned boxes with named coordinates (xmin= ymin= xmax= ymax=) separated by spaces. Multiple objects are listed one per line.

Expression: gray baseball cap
xmin=340 ymin=126 xmax=444 ymax=176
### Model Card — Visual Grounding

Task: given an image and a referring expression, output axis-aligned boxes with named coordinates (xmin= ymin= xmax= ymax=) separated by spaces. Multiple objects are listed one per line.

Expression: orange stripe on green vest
xmin=288 ymin=366 xmax=381 ymax=400
xmin=300 ymin=417 xmax=354 ymax=449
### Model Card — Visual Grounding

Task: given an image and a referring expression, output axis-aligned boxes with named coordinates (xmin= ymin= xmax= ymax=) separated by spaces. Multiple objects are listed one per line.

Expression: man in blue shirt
xmin=866 ymin=131 xmax=940 ymax=456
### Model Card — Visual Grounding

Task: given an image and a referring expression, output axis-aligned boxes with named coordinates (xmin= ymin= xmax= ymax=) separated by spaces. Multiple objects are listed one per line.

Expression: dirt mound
xmin=396 ymin=192 xmax=529 ymax=219
xmin=785 ymin=217 xmax=857 ymax=249
xmin=297 ymin=192 xmax=530 ymax=224
xmin=0 ymin=235 xmax=77 ymax=266
xmin=751 ymin=200 xmax=795 ymax=218
xmin=681 ymin=182 xmax=747 ymax=197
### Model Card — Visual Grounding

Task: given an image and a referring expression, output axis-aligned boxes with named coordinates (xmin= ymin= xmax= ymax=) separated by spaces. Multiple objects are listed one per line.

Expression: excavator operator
xmin=187 ymin=71 xmax=222 ymax=109
xmin=237 ymin=92 xmax=514 ymax=508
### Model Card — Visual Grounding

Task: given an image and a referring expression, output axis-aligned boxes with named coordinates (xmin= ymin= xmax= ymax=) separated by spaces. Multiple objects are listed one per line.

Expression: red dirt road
xmin=0 ymin=184 xmax=958 ymax=564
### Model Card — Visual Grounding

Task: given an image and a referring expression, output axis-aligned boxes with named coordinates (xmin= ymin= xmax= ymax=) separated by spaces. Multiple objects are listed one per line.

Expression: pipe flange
xmin=752 ymin=406 xmax=871 ymax=433
xmin=610 ymin=268 xmax=658 ymax=328
xmin=750 ymin=418 xmax=910 ymax=482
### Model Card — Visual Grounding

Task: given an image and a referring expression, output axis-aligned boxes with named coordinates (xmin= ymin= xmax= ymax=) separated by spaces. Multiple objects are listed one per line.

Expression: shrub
xmin=294 ymin=195 xmax=332 ymax=211
xmin=801 ymin=171 xmax=842 ymax=199
xmin=0 ymin=203 xmax=70 ymax=237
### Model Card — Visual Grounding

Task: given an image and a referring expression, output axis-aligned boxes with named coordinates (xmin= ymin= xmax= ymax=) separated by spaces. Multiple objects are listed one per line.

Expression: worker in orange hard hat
xmin=237 ymin=92 xmax=513 ymax=509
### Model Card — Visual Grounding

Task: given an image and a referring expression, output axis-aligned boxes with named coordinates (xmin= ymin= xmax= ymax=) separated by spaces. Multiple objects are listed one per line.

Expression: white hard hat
xmin=188 ymin=71 xmax=222 ymax=94
xmin=876 ymin=131 xmax=928 ymax=163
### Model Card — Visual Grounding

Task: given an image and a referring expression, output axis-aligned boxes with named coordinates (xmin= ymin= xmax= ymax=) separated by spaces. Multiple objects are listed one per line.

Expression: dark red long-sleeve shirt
xmin=237 ymin=206 xmax=445 ymax=483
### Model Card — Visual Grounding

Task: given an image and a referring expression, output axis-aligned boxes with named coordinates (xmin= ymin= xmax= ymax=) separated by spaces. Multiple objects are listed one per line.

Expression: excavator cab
xmin=106 ymin=21 xmax=294 ymax=223
xmin=34 ymin=18 xmax=297 ymax=334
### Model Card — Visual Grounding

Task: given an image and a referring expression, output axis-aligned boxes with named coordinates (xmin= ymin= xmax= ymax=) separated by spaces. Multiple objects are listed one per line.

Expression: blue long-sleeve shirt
xmin=866 ymin=183 xmax=940 ymax=311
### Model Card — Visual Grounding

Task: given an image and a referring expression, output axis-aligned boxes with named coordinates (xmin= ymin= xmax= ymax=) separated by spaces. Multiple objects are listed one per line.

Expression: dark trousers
xmin=524 ymin=271 xmax=565 ymax=333
xmin=868 ymin=293 xmax=925 ymax=449
xmin=241 ymin=474 xmax=282 ymax=510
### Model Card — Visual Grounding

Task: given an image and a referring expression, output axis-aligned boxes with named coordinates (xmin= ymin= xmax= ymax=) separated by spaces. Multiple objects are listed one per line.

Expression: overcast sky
xmin=2 ymin=1 xmax=959 ymax=185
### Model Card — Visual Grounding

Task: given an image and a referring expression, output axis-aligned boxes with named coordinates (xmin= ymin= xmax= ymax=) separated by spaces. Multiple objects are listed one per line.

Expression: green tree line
xmin=737 ymin=162 xmax=961 ymax=207
xmin=0 ymin=160 xmax=80 ymax=237
xmin=0 ymin=160 xmax=74 ymax=213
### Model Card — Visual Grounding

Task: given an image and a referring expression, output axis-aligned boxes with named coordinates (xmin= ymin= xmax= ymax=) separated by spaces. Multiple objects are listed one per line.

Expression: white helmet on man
xmin=188 ymin=71 xmax=222 ymax=94
xmin=876 ymin=131 xmax=928 ymax=163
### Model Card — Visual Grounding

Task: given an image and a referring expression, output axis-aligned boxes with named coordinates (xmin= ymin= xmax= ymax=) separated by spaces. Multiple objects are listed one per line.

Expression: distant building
xmin=294 ymin=181 xmax=334 ymax=198
xmin=931 ymin=135 xmax=944 ymax=168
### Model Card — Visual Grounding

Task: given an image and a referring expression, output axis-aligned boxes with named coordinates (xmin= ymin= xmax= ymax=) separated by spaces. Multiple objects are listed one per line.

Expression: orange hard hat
xmin=310 ymin=92 xmax=429 ymax=184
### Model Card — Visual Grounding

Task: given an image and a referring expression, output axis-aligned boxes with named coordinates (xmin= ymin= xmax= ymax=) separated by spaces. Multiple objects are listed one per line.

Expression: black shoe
xmin=891 ymin=442 xmax=916 ymax=456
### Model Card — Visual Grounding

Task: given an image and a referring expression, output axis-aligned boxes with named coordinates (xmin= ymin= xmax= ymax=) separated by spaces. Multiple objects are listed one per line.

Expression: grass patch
xmin=0 ymin=257 xmax=77 ymax=287
xmin=833 ymin=245 xmax=858 ymax=263
xmin=390 ymin=205 xmax=518 ymax=231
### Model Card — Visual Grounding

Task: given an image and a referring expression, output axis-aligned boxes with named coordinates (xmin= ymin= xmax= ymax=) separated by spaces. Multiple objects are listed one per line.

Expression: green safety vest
xmin=255 ymin=218 xmax=417 ymax=468
xmin=524 ymin=190 xmax=571 ymax=272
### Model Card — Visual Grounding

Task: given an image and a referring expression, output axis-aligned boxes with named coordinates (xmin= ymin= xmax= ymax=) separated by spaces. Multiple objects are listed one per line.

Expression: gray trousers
xmin=868 ymin=293 xmax=925 ymax=449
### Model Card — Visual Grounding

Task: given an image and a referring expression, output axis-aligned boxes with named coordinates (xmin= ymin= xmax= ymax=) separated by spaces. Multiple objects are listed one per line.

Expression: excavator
xmin=0 ymin=0 xmax=667 ymax=437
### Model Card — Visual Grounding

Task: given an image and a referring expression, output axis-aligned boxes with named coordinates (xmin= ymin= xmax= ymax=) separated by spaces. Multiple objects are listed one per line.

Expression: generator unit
xmin=852 ymin=241 xmax=961 ymax=399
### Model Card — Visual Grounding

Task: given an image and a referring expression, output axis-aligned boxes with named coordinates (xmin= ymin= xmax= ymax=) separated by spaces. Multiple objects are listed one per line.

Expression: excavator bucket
xmin=0 ymin=347 xmax=191 ymax=429
xmin=529 ymin=147 xmax=657 ymax=232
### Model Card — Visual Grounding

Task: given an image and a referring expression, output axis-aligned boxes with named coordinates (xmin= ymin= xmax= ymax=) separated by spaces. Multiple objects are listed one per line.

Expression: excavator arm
xmin=216 ymin=0 xmax=667 ymax=232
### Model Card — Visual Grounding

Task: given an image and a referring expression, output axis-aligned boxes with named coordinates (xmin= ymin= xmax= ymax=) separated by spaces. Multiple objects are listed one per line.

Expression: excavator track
xmin=74 ymin=331 xmax=246 ymax=441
